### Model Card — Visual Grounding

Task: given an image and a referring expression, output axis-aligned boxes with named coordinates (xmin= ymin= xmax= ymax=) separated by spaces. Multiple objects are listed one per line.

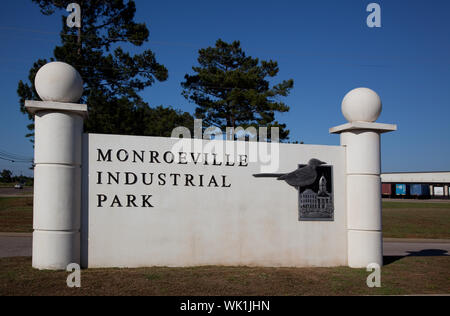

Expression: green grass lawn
xmin=382 ymin=201 xmax=450 ymax=239
xmin=0 ymin=197 xmax=33 ymax=233
xmin=1 ymin=199 xmax=449 ymax=296
xmin=0 ymin=256 xmax=448 ymax=296
xmin=0 ymin=197 xmax=449 ymax=239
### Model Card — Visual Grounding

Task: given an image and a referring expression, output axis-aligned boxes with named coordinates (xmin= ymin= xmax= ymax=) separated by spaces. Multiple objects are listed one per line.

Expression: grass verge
xmin=0 ymin=198 xmax=449 ymax=239
xmin=382 ymin=202 xmax=450 ymax=239
xmin=0 ymin=197 xmax=33 ymax=233
xmin=0 ymin=256 xmax=448 ymax=296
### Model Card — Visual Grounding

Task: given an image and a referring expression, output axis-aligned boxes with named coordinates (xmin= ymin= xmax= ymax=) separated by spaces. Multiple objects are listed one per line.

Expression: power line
xmin=0 ymin=149 xmax=33 ymax=162
xmin=0 ymin=155 xmax=33 ymax=162
xmin=0 ymin=155 xmax=32 ymax=162
xmin=0 ymin=156 xmax=33 ymax=164
xmin=0 ymin=149 xmax=32 ymax=159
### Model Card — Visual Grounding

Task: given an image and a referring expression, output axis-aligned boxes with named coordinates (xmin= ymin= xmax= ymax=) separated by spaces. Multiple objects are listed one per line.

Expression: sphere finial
xmin=341 ymin=88 xmax=382 ymax=123
xmin=35 ymin=62 xmax=84 ymax=103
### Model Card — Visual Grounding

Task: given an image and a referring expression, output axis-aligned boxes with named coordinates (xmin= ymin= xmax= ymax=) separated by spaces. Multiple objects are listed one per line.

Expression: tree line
xmin=0 ymin=170 xmax=33 ymax=186
xmin=18 ymin=0 xmax=294 ymax=142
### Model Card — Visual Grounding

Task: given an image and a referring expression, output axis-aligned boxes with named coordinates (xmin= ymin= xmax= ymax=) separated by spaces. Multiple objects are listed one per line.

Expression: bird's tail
xmin=253 ymin=174 xmax=285 ymax=178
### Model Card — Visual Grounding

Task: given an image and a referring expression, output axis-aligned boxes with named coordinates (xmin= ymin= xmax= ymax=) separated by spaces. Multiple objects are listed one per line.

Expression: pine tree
xmin=182 ymin=39 xmax=293 ymax=141
xmin=18 ymin=0 xmax=193 ymax=141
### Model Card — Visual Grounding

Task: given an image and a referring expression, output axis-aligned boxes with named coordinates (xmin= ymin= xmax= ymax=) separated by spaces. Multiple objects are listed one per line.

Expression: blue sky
xmin=0 ymin=0 xmax=449 ymax=176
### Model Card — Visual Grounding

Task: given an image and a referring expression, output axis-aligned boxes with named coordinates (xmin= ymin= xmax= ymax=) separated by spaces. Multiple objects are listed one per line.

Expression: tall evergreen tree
xmin=182 ymin=39 xmax=294 ymax=141
xmin=18 ymin=0 xmax=193 ymax=141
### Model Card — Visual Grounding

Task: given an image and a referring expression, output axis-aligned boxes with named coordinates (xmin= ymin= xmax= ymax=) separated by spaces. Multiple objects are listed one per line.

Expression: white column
xmin=25 ymin=62 xmax=87 ymax=270
xmin=330 ymin=88 xmax=396 ymax=268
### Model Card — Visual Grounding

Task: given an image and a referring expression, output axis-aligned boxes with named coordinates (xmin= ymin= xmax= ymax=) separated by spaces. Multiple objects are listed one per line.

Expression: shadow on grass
xmin=384 ymin=249 xmax=449 ymax=266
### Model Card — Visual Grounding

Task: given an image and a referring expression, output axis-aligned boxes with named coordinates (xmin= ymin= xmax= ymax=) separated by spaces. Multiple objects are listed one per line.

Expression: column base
xmin=32 ymin=231 xmax=80 ymax=270
xmin=347 ymin=230 xmax=383 ymax=268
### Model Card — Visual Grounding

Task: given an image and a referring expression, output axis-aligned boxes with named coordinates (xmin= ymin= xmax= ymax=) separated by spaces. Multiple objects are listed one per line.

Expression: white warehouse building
xmin=381 ymin=171 xmax=450 ymax=198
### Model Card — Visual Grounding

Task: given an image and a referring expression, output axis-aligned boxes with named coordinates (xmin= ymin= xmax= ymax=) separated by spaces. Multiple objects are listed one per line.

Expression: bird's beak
xmin=320 ymin=161 xmax=327 ymax=165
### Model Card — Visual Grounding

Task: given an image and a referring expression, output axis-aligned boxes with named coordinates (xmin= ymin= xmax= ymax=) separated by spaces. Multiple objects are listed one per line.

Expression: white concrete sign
xmin=81 ymin=135 xmax=347 ymax=268
xmin=26 ymin=62 xmax=397 ymax=270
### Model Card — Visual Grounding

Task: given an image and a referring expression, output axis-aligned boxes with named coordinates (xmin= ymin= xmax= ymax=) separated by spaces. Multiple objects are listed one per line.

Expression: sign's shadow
xmin=384 ymin=249 xmax=449 ymax=266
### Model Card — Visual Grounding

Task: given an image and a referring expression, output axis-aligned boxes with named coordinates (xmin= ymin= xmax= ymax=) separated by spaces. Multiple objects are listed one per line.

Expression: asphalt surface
xmin=0 ymin=234 xmax=448 ymax=260
xmin=383 ymin=241 xmax=450 ymax=257
xmin=0 ymin=235 xmax=32 ymax=258
xmin=0 ymin=187 xmax=33 ymax=198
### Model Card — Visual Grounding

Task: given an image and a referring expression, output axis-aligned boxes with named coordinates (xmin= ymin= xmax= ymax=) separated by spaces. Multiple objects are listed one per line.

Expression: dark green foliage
xmin=0 ymin=170 xmax=13 ymax=183
xmin=0 ymin=170 xmax=33 ymax=185
xmin=18 ymin=0 xmax=194 ymax=140
xmin=182 ymin=39 xmax=294 ymax=141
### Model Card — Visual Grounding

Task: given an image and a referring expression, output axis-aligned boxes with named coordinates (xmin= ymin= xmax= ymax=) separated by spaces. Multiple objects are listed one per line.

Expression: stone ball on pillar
xmin=342 ymin=88 xmax=382 ymax=123
xmin=35 ymin=62 xmax=84 ymax=103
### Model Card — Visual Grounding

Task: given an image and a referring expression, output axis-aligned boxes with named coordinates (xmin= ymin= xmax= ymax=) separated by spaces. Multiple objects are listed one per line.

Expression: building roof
xmin=381 ymin=172 xmax=450 ymax=184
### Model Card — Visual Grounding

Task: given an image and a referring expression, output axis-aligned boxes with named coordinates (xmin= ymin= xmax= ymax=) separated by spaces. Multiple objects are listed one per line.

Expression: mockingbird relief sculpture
xmin=254 ymin=159 xmax=334 ymax=221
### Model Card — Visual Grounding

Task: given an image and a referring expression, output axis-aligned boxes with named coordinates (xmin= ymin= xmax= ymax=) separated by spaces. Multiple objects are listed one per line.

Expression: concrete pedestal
xmin=26 ymin=101 xmax=87 ymax=270
xmin=331 ymin=122 xmax=396 ymax=268
xmin=331 ymin=87 xmax=396 ymax=269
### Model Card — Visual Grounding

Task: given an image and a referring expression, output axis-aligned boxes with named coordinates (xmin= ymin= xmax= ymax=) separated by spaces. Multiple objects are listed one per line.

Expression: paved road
xmin=0 ymin=187 xmax=33 ymax=197
xmin=384 ymin=240 xmax=450 ymax=257
xmin=0 ymin=234 xmax=449 ymax=260
xmin=0 ymin=235 xmax=32 ymax=258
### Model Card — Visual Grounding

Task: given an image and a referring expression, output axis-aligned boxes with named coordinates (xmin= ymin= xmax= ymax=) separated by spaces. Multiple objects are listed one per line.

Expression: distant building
xmin=381 ymin=171 xmax=450 ymax=199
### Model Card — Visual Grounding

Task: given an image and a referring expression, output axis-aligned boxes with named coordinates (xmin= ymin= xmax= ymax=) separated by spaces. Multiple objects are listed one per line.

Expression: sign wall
xmin=81 ymin=134 xmax=347 ymax=268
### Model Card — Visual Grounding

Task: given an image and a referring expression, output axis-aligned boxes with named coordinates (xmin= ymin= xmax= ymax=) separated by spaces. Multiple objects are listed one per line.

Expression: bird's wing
xmin=253 ymin=174 xmax=286 ymax=178
xmin=278 ymin=166 xmax=311 ymax=180
xmin=278 ymin=166 xmax=317 ymax=187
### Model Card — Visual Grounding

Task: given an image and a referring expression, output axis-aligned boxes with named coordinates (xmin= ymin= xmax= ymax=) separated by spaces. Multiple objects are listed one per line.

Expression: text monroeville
xmin=94 ymin=148 xmax=249 ymax=208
